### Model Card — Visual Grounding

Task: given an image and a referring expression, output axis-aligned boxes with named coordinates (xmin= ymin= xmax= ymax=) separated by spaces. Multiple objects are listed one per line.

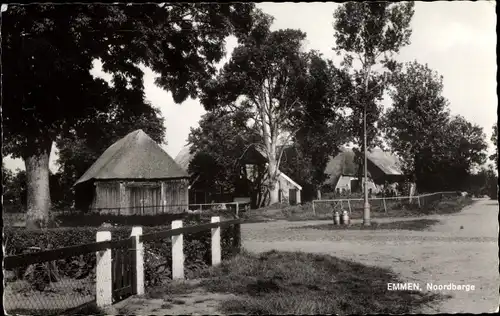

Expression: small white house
xmin=277 ymin=171 xmax=302 ymax=205
xmin=334 ymin=175 xmax=379 ymax=194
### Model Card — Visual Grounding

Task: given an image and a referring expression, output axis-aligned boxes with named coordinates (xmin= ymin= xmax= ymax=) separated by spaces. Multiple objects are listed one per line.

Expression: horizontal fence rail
xmin=4 ymin=217 xmax=243 ymax=315
xmin=4 ymin=239 xmax=129 ymax=270
xmin=86 ymin=202 xmax=251 ymax=216
xmin=140 ymin=219 xmax=241 ymax=243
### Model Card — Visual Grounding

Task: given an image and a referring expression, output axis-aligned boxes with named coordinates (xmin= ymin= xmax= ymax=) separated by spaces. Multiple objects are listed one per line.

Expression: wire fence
xmin=4 ymin=218 xmax=243 ymax=314
xmin=4 ymin=245 xmax=100 ymax=315
xmin=5 ymin=202 xmax=251 ymax=228
xmin=87 ymin=202 xmax=250 ymax=216
xmin=312 ymin=191 xmax=460 ymax=217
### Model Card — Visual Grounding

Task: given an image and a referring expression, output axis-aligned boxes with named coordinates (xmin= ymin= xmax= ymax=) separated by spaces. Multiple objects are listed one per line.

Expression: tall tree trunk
xmin=25 ymin=142 xmax=52 ymax=229
xmin=267 ymin=153 xmax=280 ymax=205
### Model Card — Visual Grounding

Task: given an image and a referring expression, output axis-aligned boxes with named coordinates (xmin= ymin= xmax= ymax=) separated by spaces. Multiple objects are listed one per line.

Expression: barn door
xmin=128 ymin=186 xmax=162 ymax=215
xmin=289 ymin=189 xmax=297 ymax=205
xmin=129 ymin=187 xmax=144 ymax=215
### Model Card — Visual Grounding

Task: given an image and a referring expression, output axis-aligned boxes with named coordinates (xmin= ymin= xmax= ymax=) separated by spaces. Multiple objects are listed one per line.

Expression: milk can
xmin=333 ymin=211 xmax=340 ymax=225
xmin=342 ymin=210 xmax=350 ymax=225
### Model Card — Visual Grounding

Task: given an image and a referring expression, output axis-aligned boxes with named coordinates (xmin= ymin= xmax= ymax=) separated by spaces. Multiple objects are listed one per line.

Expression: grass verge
xmin=146 ymin=279 xmax=202 ymax=299
xmin=241 ymin=196 xmax=474 ymax=223
xmin=291 ymin=219 xmax=441 ymax=231
xmin=197 ymin=250 xmax=449 ymax=315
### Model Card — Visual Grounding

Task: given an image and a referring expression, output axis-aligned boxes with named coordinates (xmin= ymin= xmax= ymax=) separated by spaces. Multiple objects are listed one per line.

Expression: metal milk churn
xmin=342 ymin=210 xmax=350 ymax=225
xmin=334 ymin=211 xmax=340 ymax=225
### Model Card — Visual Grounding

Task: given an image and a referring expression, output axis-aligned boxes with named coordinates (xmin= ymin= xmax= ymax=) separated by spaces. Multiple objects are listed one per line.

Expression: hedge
xmin=4 ymin=216 xmax=240 ymax=288
xmin=53 ymin=212 xmax=189 ymax=227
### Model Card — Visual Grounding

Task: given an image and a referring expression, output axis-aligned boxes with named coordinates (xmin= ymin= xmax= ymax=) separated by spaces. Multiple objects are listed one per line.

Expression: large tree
xmin=439 ymin=115 xmax=487 ymax=190
xmin=2 ymin=3 xmax=256 ymax=227
xmin=332 ymin=1 xmax=415 ymax=185
xmin=384 ymin=61 xmax=487 ymax=192
xmin=2 ymin=166 xmax=27 ymax=213
xmin=201 ymin=11 xmax=312 ymax=204
xmin=491 ymin=123 xmax=498 ymax=170
xmin=187 ymin=109 xmax=267 ymax=207
xmin=281 ymin=51 xmax=353 ymax=200
xmin=383 ymin=61 xmax=451 ymax=190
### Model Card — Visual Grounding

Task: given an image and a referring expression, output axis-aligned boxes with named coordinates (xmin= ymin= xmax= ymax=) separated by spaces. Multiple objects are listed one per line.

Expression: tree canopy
xmin=332 ymin=1 xmax=415 ymax=181
xmin=280 ymin=51 xmax=353 ymax=199
xmin=2 ymin=3 xmax=257 ymax=227
xmin=187 ymin=110 xmax=267 ymax=207
xmin=491 ymin=123 xmax=498 ymax=170
xmin=384 ymin=61 xmax=487 ymax=192
xmin=54 ymin=104 xmax=166 ymax=208
xmin=200 ymin=11 xmax=312 ymax=203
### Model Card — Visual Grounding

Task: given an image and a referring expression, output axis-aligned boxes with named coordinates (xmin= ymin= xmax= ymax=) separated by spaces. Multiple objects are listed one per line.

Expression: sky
xmin=3 ymin=1 xmax=497 ymax=173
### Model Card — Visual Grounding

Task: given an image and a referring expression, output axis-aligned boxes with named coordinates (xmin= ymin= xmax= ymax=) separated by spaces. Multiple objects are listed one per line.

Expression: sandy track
xmin=242 ymin=199 xmax=499 ymax=314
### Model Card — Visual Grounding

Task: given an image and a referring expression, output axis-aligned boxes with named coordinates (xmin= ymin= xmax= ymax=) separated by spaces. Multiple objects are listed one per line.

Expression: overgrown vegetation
xmin=4 ymin=217 xmax=240 ymax=290
xmin=293 ymin=219 xmax=441 ymax=231
xmin=195 ymin=251 xmax=448 ymax=315
xmin=240 ymin=196 xmax=473 ymax=223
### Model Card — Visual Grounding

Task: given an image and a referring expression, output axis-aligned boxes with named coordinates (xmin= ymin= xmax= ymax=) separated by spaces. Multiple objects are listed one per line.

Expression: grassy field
xmin=191 ymin=250 xmax=449 ymax=315
xmin=240 ymin=196 xmax=473 ymax=223
xmin=292 ymin=219 xmax=442 ymax=231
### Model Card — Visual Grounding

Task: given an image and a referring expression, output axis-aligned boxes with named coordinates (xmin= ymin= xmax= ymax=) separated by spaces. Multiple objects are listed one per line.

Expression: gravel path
xmin=242 ymin=199 xmax=499 ymax=314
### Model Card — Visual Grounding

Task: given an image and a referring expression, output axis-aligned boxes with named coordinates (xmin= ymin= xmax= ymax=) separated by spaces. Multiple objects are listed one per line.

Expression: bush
xmin=4 ymin=217 xmax=240 ymax=288
xmin=54 ymin=212 xmax=189 ymax=227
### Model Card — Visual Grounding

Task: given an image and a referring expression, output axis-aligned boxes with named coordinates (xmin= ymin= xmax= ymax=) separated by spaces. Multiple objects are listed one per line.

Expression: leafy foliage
xmin=383 ymin=61 xmax=451 ymax=183
xmin=3 ymin=167 xmax=27 ymax=212
xmin=439 ymin=116 xmax=487 ymax=188
xmin=384 ymin=61 xmax=488 ymax=191
xmin=55 ymin=106 xmax=166 ymax=208
xmin=280 ymin=52 xmax=353 ymax=200
xmin=466 ymin=165 xmax=498 ymax=199
xmin=491 ymin=123 xmax=498 ymax=169
xmin=187 ymin=109 xmax=270 ymax=207
xmin=2 ymin=3 xmax=257 ymax=225
xmin=201 ymin=10 xmax=312 ymax=203
xmin=5 ymin=217 xmax=240 ymax=287
xmin=333 ymin=1 xmax=415 ymax=176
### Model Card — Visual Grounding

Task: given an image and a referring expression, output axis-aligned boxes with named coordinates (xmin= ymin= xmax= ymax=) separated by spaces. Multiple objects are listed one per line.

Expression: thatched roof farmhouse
xmin=75 ymin=129 xmax=189 ymax=214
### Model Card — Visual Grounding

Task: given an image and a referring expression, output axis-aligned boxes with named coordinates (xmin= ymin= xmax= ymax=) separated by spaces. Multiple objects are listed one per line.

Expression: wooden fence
xmin=311 ymin=191 xmax=460 ymax=215
xmin=4 ymin=217 xmax=242 ymax=313
xmin=88 ymin=202 xmax=250 ymax=217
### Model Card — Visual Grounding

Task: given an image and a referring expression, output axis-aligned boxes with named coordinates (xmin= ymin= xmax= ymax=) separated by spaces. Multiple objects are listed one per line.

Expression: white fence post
xmin=312 ymin=200 xmax=316 ymax=216
xmin=131 ymin=226 xmax=144 ymax=295
xmin=171 ymin=220 xmax=184 ymax=280
xmin=96 ymin=231 xmax=112 ymax=307
xmin=211 ymin=216 xmax=221 ymax=266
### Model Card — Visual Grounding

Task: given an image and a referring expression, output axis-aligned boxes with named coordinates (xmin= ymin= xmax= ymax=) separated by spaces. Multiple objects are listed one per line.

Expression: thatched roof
xmin=174 ymin=145 xmax=192 ymax=172
xmin=174 ymin=144 xmax=268 ymax=172
xmin=323 ymin=147 xmax=403 ymax=187
xmin=175 ymin=144 xmax=301 ymax=190
xmin=75 ymin=129 xmax=188 ymax=185
xmin=367 ymin=148 xmax=402 ymax=176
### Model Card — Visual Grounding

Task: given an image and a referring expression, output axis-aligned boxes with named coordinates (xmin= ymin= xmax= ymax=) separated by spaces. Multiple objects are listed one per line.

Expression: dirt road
xmin=242 ymin=199 xmax=499 ymax=314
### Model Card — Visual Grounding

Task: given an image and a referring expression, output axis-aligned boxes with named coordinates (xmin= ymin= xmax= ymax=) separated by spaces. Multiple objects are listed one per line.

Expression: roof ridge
xmin=75 ymin=129 xmax=187 ymax=185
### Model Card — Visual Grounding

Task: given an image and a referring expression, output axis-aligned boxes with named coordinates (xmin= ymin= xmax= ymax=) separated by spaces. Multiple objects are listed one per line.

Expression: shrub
xmin=54 ymin=212 xmax=189 ymax=227
xmin=4 ymin=217 xmax=240 ymax=288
